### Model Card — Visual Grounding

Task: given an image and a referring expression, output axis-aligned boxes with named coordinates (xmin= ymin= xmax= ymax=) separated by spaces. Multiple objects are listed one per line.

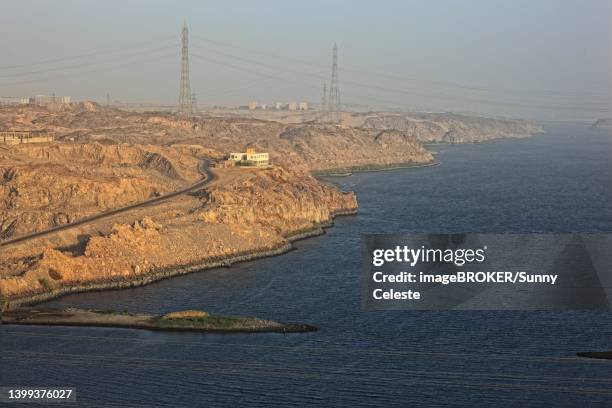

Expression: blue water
xmin=2 ymin=123 xmax=611 ymax=407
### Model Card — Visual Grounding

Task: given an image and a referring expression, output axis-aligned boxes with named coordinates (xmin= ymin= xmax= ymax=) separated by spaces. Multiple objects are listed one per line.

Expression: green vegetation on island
xmin=0 ymin=308 xmax=317 ymax=334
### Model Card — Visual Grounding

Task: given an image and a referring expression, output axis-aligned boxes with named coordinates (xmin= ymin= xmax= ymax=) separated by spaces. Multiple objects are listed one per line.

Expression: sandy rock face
xmin=0 ymin=167 xmax=357 ymax=305
xmin=201 ymin=167 xmax=357 ymax=233
xmin=0 ymin=142 xmax=202 ymax=238
xmin=0 ymin=103 xmax=541 ymax=307
xmin=1 ymin=104 xmax=436 ymax=172
xmin=361 ymin=112 xmax=544 ymax=143
xmin=269 ymin=125 xmax=434 ymax=171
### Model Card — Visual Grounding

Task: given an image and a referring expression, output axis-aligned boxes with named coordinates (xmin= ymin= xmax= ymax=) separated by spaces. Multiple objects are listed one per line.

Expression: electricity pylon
xmin=178 ymin=21 xmax=192 ymax=115
xmin=328 ymin=43 xmax=340 ymax=123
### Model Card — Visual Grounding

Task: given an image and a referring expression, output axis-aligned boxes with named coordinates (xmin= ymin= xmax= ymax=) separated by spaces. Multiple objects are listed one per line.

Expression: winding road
xmin=0 ymin=159 xmax=215 ymax=248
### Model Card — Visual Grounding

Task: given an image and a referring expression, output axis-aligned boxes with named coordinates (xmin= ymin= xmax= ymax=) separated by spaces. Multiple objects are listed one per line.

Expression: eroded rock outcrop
xmin=0 ymin=143 xmax=201 ymax=238
xmin=0 ymin=103 xmax=543 ymax=307
xmin=361 ymin=112 xmax=543 ymax=143
xmin=0 ymin=167 xmax=357 ymax=306
xmin=1 ymin=104 xmax=436 ymax=173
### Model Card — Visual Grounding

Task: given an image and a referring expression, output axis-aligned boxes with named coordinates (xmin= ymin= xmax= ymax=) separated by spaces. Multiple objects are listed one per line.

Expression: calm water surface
xmin=2 ymin=123 xmax=611 ymax=407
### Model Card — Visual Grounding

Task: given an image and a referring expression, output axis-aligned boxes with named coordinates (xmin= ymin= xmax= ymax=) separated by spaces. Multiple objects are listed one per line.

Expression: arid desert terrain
xmin=0 ymin=102 xmax=542 ymax=307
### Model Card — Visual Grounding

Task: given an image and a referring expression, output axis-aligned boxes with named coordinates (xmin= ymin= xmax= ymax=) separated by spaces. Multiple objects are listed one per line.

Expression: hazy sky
xmin=1 ymin=0 xmax=609 ymax=120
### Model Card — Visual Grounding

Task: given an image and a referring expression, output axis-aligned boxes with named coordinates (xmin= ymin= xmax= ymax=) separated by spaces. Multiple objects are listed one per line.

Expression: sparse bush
xmin=0 ymin=293 xmax=8 ymax=313
xmin=38 ymin=278 xmax=51 ymax=291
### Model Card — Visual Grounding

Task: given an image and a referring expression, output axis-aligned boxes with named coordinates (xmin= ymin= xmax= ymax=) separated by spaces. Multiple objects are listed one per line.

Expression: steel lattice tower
xmin=328 ymin=43 xmax=340 ymax=123
xmin=191 ymin=92 xmax=197 ymax=112
xmin=321 ymin=82 xmax=327 ymax=120
xmin=178 ymin=21 xmax=192 ymax=115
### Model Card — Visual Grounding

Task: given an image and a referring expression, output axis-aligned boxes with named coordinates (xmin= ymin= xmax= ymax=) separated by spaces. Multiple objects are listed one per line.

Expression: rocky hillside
xmin=0 ymin=103 xmax=546 ymax=240
xmin=78 ymin=113 xmax=435 ymax=172
xmin=0 ymin=142 xmax=202 ymax=238
xmin=0 ymin=102 xmax=546 ymax=306
xmin=0 ymin=167 xmax=357 ymax=307
xmin=359 ymin=112 xmax=543 ymax=143
xmin=4 ymin=104 xmax=542 ymax=172
xmin=1 ymin=104 xmax=434 ymax=172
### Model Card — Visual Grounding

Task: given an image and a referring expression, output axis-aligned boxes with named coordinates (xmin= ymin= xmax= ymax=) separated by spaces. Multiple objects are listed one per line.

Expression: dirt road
xmin=0 ymin=159 xmax=215 ymax=248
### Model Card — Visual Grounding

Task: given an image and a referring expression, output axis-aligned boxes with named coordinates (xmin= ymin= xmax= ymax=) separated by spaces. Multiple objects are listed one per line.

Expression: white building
xmin=29 ymin=95 xmax=71 ymax=106
xmin=229 ymin=148 xmax=269 ymax=167
xmin=33 ymin=95 xmax=50 ymax=105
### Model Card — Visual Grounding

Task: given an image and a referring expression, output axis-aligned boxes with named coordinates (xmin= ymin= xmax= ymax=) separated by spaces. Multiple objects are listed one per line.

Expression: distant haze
xmin=0 ymin=0 xmax=609 ymax=121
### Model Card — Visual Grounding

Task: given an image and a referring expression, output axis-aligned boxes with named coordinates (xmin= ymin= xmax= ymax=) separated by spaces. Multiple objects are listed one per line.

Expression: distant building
xmin=28 ymin=94 xmax=71 ymax=106
xmin=298 ymin=102 xmax=309 ymax=111
xmin=0 ymin=97 xmax=23 ymax=106
xmin=287 ymin=101 xmax=297 ymax=111
xmin=33 ymin=95 xmax=49 ymax=105
xmin=213 ymin=159 xmax=236 ymax=168
xmin=248 ymin=101 xmax=258 ymax=110
xmin=275 ymin=102 xmax=284 ymax=110
xmin=229 ymin=147 xmax=269 ymax=167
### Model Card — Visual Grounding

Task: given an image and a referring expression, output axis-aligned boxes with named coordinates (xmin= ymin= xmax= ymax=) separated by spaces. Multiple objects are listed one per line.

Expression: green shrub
xmin=38 ymin=278 xmax=51 ymax=292
xmin=0 ymin=293 xmax=8 ymax=313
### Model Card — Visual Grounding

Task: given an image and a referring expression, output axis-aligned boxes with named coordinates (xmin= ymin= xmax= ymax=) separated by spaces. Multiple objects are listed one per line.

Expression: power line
xmin=189 ymin=40 xmax=608 ymax=111
xmin=199 ymin=71 xmax=288 ymax=99
xmin=190 ymin=50 xmax=608 ymax=113
xmin=190 ymin=43 xmax=328 ymax=80
xmin=0 ymin=44 xmax=178 ymax=79
xmin=191 ymin=52 xmax=319 ymax=89
xmin=190 ymin=34 xmax=608 ymax=99
xmin=2 ymin=27 xmax=602 ymax=113
xmin=0 ymin=35 xmax=177 ymax=70
xmin=191 ymin=34 xmax=325 ymax=70
xmin=0 ymin=52 xmax=178 ymax=87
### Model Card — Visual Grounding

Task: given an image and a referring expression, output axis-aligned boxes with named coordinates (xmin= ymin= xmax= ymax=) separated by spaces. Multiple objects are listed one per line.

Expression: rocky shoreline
xmin=2 ymin=211 xmax=356 ymax=310
xmin=1 ymin=163 xmax=358 ymax=309
xmin=312 ymin=161 xmax=441 ymax=177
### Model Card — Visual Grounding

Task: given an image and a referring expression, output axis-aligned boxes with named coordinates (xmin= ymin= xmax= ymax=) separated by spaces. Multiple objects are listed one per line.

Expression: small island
xmin=0 ymin=308 xmax=317 ymax=334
